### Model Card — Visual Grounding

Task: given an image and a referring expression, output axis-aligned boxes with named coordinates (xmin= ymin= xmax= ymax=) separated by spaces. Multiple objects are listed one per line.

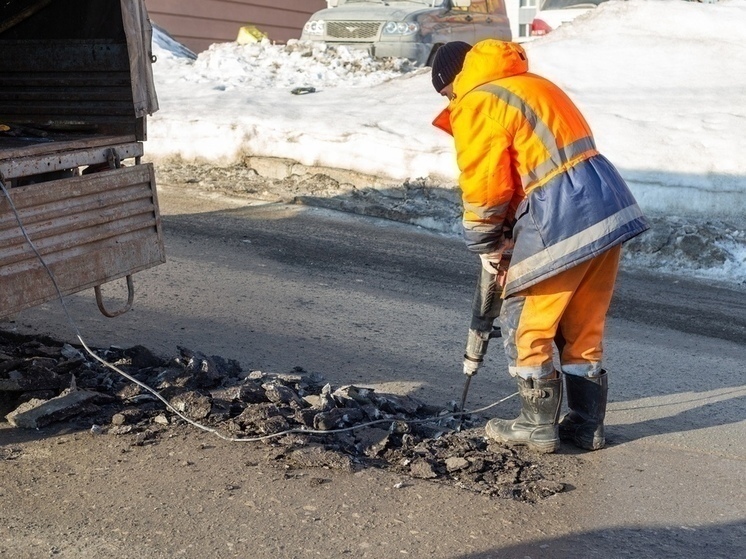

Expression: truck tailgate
xmin=0 ymin=163 xmax=165 ymax=316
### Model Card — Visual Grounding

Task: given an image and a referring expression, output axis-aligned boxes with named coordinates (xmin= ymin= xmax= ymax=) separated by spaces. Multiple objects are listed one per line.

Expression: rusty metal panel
xmin=0 ymin=164 xmax=165 ymax=316
xmin=0 ymin=41 xmax=130 ymax=73
xmin=121 ymin=0 xmax=159 ymax=117
xmin=0 ymin=135 xmax=136 ymax=159
xmin=0 ymin=1 xmax=159 ymax=134
xmin=0 ymin=40 xmax=137 ymax=136
xmin=0 ymin=141 xmax=143 ymax=180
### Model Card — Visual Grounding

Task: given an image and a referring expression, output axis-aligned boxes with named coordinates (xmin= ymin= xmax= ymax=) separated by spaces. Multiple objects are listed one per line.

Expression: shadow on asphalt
xmin=609 ymin=391 xmax=746 ymax=445
xmin=452 ymin=519 xmax=746 ymax=559
xmin=0 ymin=407 xmax=97 ymax=447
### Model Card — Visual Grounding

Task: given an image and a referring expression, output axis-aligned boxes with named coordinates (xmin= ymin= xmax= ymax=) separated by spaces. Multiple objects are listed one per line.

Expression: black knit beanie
xmin=431 ymin=41 xmax=472 ymax=92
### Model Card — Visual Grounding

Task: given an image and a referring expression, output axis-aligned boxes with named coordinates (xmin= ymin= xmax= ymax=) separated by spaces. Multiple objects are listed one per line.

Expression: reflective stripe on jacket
xmin=433 ymin=40 xmax=649 ymax=296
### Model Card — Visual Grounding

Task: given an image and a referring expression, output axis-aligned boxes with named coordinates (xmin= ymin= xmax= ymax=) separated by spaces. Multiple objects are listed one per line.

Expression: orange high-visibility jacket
xmin=433 ymin=40 xmax=648 ymax=296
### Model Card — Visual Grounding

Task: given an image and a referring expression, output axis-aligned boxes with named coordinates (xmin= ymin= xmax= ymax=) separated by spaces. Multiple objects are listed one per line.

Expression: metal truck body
xmin=0 ymin=0 xmax=164 ymax=318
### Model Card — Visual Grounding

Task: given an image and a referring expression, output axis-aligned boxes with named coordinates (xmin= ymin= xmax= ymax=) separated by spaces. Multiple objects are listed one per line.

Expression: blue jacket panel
xmin=504 ymin=154 xmax=649 ymax=297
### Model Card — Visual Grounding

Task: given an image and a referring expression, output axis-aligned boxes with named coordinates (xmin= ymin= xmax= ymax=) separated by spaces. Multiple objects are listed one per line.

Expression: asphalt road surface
xmin=2 ymin=185 xmax=744 ymax=558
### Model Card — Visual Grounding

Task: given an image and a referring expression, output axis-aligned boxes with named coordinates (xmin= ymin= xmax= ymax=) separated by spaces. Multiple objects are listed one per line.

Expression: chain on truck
xmin=0 ymin=0 xmax=163 ymax=320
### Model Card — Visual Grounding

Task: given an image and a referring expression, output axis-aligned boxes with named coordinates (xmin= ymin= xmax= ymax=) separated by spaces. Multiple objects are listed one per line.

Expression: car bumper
xmin=372 ymin=41 xmax=429 ymax=64
xmin=302 ymin=37 xmax=430 ymax=65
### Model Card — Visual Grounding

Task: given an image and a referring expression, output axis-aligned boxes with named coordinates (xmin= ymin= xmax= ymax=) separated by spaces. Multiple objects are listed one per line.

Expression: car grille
xmin=327 ymin=21 xmax=381 ymax=40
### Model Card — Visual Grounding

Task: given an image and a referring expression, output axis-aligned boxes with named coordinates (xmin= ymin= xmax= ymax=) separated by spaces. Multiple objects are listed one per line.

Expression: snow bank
xmin=147 ymin=1 xmax=745 ymax=219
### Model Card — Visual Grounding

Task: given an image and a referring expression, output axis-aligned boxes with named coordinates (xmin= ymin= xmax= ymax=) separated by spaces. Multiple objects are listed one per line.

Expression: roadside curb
xmin=151 ymin=154 xmax=464 ymax=235
xmin=150 ymin=155 xmax=746 ymax=288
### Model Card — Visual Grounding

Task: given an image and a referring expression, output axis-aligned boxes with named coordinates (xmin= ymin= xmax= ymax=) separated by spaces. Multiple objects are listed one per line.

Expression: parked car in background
xmin=530 ymin=0 xmax=608 ymax=36
xmin=301 ymin=0 xmax=512 ymax=66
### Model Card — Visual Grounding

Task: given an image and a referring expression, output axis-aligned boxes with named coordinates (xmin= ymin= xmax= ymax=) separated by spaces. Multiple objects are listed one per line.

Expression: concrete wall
xmin=145 ymin=0 xmax=327 ymax=53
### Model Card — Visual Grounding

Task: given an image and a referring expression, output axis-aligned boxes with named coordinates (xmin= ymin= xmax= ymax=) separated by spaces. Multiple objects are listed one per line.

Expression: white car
xmin=530 ymin=0 xmax=608 ymax=36
xmin=301 ymin=0 xmax=512 ymax=66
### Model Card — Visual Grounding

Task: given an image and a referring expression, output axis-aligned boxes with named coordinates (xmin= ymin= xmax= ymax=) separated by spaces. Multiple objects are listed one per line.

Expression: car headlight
xmin=382 ymin=21 xmax=419 ymax=36
xmin=303 ymin=20 xmax=326 ymax=35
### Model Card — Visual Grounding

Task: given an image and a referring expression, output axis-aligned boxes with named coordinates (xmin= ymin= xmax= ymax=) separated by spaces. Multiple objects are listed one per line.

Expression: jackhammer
xmin=458 ymin=258 xmax=506 ymax=418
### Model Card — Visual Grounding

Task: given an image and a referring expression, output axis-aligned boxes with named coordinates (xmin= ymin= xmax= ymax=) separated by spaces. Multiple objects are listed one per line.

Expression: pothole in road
xmin=0 ymin=330 xmax=566 ymax=502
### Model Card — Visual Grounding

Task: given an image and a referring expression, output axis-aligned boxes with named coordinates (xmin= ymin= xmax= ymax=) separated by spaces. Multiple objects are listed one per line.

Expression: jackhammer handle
xmin=470 ymin=265 xmax=503 ymax=332
xmin=463 ymin=266 xmax=504 ymax=376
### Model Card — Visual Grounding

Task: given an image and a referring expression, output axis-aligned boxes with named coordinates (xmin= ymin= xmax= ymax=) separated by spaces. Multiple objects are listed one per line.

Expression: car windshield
xmin=540 ymin=0 xmax=606 ymax=9
xmin=343 ymin=0 xmax=446 ymax=6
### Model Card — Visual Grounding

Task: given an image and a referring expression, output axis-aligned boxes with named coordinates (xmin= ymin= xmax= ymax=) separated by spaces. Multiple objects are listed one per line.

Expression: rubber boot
xmin=484 ymin=375 xmax=563 ymax=454
xmin=559 ymin=371 xmax=608 ymax=450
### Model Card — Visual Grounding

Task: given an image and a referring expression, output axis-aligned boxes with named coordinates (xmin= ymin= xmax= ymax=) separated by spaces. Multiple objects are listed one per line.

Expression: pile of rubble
xmin=0 ymin=330 xmax=564 ymax=502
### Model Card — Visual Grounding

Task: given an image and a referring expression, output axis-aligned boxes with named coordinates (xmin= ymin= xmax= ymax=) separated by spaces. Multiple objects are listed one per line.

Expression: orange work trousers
xmin=499 ymin=245 xmax=622 ymax=379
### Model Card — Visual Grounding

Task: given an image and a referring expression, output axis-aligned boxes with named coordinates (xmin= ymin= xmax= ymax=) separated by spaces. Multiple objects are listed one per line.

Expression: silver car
xmin=301 ymin=0 xmax=512 ymax=66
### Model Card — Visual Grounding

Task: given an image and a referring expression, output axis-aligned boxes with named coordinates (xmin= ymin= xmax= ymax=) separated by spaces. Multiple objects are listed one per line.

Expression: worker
xmin=431 ymin=40 xmax=649 ymax=453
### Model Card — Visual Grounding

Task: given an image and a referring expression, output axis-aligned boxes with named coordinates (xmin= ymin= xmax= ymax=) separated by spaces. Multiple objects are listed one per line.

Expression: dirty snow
xmin=148 ymin=0 xmax=746 ymax=286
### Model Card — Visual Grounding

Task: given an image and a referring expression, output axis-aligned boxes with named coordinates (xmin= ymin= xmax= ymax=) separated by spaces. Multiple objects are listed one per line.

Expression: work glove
xmin=479 ymin=237 xmax=515 ymax=287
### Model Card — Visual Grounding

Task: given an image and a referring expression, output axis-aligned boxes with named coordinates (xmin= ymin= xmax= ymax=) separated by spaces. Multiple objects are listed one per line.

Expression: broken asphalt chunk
xmin=168 ymin=390 xmax=213 ymax=420
xmin=262 ymin=381 xmax=305 ymax=407
xmin=5 ymin=390 xmax=99 ymax=429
